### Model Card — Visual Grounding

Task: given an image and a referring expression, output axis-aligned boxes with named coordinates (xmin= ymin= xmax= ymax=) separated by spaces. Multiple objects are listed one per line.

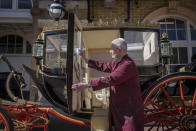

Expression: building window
xmin=0 ymin=35 xmax=31 ymax=54
xmin=0 ymin=0 xmax=32 ymax=9
xmin=192 ymin=47 xmax=196 ymax=55
xmin=157 ymin=17 xmax=196 ymax=65
xmin=158 ymin=18 xmax=186 ymax=41
xmin=0 ymin=0 xmax=12 ymax=9
xmin=18 ymin=0 xmax=32 ymax=9
xmin=26 ymin=41 xmax=32 ymax=54
xmin=190 ymin=25 xmax=196 ymax=41
xmin=171 ymin=47 xmax=188 ymax=64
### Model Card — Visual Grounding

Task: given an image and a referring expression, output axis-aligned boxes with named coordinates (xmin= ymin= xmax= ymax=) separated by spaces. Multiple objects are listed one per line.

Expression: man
xmin=72 ymin=38 xmax=144 ymax=131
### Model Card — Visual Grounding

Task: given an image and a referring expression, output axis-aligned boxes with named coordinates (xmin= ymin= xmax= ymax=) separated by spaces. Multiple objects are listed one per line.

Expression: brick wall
xmin=39 ymin=0 xmax=196 ymax=24
xmin=181 ymin=0 xmax=196 ymax=12
xmin=69 ymin=0 xmax=195 ymax=24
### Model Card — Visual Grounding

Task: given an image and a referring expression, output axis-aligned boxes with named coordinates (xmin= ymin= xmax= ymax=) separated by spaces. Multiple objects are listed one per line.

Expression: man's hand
xmin=72 ymin=82 xmax=89 ymax=92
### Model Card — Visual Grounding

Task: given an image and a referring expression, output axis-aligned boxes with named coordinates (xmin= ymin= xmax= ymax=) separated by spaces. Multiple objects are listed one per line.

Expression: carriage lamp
xmin=32 ymin=35 xmax=44 ymax=65
xmin=160 ymin=33 xmax=172 ymax=75
xmin=160 ymin=33 xmax=172 ymax=58
xmin=48 ymin=0 xmax=65 ymax=21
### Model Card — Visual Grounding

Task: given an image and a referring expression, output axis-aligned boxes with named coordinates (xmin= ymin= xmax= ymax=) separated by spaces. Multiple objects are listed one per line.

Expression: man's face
xmin=109 ymin=44 xmax=122 ymax=59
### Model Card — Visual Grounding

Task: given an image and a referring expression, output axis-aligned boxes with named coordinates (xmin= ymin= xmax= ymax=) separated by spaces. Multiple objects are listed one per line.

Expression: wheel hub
xmin=186 ymin=118 xmax=196 ymax=130
xmin=180 ymin=115 xmax=196 ymax=130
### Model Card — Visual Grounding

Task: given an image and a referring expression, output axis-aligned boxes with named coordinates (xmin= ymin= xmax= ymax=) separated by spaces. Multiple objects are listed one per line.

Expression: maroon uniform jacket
xmin=88 ymin=54 xmax=144 ymax=131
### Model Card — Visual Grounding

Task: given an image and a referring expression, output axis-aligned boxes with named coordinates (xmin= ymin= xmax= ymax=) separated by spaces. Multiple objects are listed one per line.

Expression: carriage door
xmin=43 ymin=13 xmax=83 ymax=113
xmin=66 ymin=13 xmax=83 ymax=113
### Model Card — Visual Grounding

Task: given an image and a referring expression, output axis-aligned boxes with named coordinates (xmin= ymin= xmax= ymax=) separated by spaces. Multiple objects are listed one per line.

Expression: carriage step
xmin=91 ymin=109 xmax=109 ymax=131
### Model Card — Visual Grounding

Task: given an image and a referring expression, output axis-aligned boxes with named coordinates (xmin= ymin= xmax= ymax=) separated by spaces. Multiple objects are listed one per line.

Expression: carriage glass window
xmin=45 ymin=32 xmax=67 ymax=74
xmin=124 ymin=31 xmax=159 ymax=66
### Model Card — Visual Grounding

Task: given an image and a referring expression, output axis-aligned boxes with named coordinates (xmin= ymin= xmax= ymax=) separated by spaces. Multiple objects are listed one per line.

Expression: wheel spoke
xmin=0 ymin=120 xmax=3 ymax=124
xmin=161 ymin=123 xmax=164 ymax=131
xmin=160 ymin=86 xmax=181 ymax=114
xmin=149 ymin=100 xmax=176 ymax=116
xmin=165 ymin=125 xmax=178 ymax=131
xmin=145 ymin=112 xmax=177 ymax=124
xmin=163 ymin=122 xmax=169 ymax=130
xmin=145 ymin=120 xmax=178 ymax=131
xmin=156 ymin=123 xmax=160 ymax=131
xmin=144 ymin=72 xmax=196 ymax=130
xmin=147 ymin=121 xmax=159 ymax=131
xmin=190 ymin=89 xmax=196 ymax=113
xmin=178 ymin=80 xmax=186 ymax=114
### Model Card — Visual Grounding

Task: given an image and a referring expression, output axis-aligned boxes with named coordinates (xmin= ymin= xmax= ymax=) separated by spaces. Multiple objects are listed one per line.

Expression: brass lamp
xmin=32 ymin=35 xmax=43 ymax=59
xmin=160 ymin=33 xmax=172 ymax=58
xmin=160 ymin=33 xmax=172 ymax=75
xmin=32 ymin=35 xmax=44 ymax=67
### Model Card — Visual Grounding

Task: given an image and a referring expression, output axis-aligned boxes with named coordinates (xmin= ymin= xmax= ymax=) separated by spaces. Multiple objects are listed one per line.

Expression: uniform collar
xmin=114 ymin=54 xmax=128 ymax=67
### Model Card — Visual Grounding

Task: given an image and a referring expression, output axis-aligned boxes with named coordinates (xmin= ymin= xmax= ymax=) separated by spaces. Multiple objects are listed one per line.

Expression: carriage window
xmin=124 ymin=31 xmax=158 ymax=65
xmin=124 ymin=31 xmax=144 ymax=44
xmin=171 ymin=47 xmax=188 ymax=64
xmin=190 ymin=25 xmax=196 ymax=40
xmin=26 ymin=41 xmax=32 ymax=54
xmin=45 ymin=33 xmax=68 ymax=69
xmin=124 ymin=31 xmax=156 ymax=48
xmin=158 ymin=18 xmax=186 ymax=41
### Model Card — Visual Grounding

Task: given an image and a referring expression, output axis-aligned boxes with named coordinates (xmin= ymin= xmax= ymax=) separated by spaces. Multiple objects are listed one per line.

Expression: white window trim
xmin=155 ymin=16 xmax=196 ymax=64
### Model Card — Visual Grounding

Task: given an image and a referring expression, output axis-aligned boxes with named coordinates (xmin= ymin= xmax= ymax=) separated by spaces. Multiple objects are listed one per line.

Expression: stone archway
xmin=142 ymin=6 xmax=196 ymax=24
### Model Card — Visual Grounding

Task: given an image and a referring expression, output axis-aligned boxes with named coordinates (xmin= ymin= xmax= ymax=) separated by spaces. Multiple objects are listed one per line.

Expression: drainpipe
xmin=135 ymin=0 xmax=139 ymax=8
xmin=87 ymin=0 xmax=93 ymax=23
xmin=124 ymin=0 xmax=130 ymax=22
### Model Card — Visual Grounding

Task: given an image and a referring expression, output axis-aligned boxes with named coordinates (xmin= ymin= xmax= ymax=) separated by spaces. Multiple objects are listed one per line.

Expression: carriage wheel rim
xmin=0 ymin=111 xmax=11 ymax=130
xmin=144 ymin=73 xmax=196 ymax=130
xmin=144 ymin=75 xmax=196 ymax=104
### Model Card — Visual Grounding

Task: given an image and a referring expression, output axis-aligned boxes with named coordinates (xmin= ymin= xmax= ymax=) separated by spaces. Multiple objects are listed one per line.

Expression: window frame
xmin=155 ymin=16 xmax=196 ymax=65
xmin=158 ymin=18 xmax=187 ymax=41
xmin=0 ymin=0 xmax=12 ymax=9
xmin=0 ymin=0 xmax=32 ymax=10
xmin=17 ymin=0 xmax=32 ymax=10
xmin=0 ymin=34 xmax=32 ymax=55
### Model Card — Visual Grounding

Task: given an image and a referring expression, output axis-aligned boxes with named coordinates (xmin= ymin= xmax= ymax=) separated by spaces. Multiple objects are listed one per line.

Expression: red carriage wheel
xmin=0 ymin=107 xmax=14 ymax=131
xmin=143 ymin=72 xmax=196 ymax=131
